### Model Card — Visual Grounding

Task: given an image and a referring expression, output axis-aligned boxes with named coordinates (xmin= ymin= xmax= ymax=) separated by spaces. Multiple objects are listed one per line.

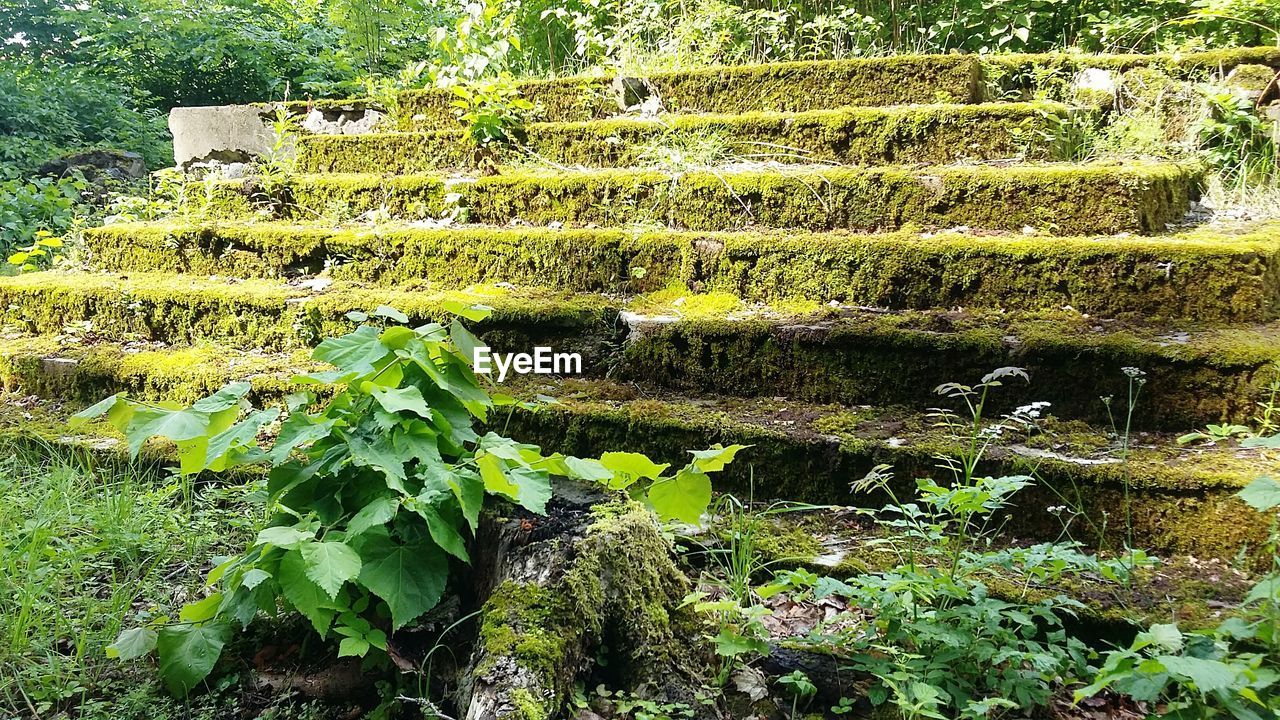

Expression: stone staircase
xmin=3 ymin=52 xmax=1279 ymax=616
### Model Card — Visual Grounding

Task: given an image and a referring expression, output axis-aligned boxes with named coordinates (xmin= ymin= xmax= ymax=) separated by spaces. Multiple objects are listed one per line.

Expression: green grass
xmin=0 ymin=440 xmax=267 ymax=719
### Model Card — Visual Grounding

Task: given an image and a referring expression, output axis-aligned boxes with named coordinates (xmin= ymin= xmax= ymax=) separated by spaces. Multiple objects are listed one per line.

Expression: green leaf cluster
xmin=77 ymin=305 xmax=743 ymax=695
xmin=1081 ymin=476 xmax=1280 ymax=717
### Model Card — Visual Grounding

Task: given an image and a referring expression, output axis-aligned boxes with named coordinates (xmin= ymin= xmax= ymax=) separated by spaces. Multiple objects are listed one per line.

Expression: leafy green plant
xmin=1080 ymin=475 xmax=1280 ymax=717
xmin=429 ymin=0 xmax=533 ymax=168
xmin=75 ymin=305 xmax=743 ymax=695
xmin=779 ymin=369 xmax=1133 ymax=720
xmin=6 ymin=231 xmax=67 ymax=273
xmin=777 ymin=669 xmax=817 ymax=716
xmin=678 ymin=489 xmax=825 ymax=682
xmin=1197 ymin=84 xmax=1279 ymax=190
xmin=102 ymin=168 xmax=191 ymax=224
xmin=0 ymin=174 xmax=88 ymax=257
xmin=1180 ymin=369 xmax=1280 ymax=447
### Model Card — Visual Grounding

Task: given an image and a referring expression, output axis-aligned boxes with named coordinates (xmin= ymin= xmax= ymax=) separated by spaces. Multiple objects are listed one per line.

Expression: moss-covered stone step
xmin=197 ymin=161 xmax=1200 ymax=235
xmin=396 ymin=55 xmax=984 ymax=127
xmin=3 ymin=271 xmax=1278 ymax=429
xmin=0 ymin=270 xmax=620 ymax=357
xmin=290 ymin=48 xmax=1277 ymax=129
xmin=0 ymin=339 xmax=1272 ymax=563
xmin=984 ymin=46 xmax=1280 ymax=94
xmin=84 ymin=221 xmax=1280 ymax=323
xmin=296 ymin=102 xmax=1064 ymax=174
xmin=732 ymin=509 xmax=1256 ymax=631
xmin=618 ymin=306 xmax=1280 ymax=430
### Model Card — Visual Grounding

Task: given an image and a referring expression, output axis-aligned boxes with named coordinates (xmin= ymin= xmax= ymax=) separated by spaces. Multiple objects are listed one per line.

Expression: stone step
xmin=1 ymin=337 xmax=1272 ymax=563
xmin=194 ymin=161 xmax=1201 ymax=235
xmin=295 ymin=102 xmax=1064 ymax=174
xmin=0 ymin=270 xmax=620 ymax=356
xmin=84 ymin=221 xmax=1280 ymax=324
xmin=735 ymin=508 xmax=1254 ymax=631
xmin=394 ymin=55 xmax=984 ymax=127
xmin=2 ymin=271 xmax=1278 ymax=429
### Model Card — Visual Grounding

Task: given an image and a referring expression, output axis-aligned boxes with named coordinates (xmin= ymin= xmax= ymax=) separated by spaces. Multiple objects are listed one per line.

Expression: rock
xmin=37 ymin=149 xmax=146 ymax=182
xmin=184 ymin=160 xmax=253 ymax=180
xmin=301 ymin=107 xmax=387 ymax=135
xmin=612 ymin=76 xmax=664 ymax=115
xmin=1070 ymin=67 xmax=1117 ymax=107
xmin=169 ymin=104 xmax=278 ymax=169
xmin=1224 ymin=64 xmax=1279 ymax=103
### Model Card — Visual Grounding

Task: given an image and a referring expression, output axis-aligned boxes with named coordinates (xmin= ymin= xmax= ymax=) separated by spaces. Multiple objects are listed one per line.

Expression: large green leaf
xmin=256 ymin=525 xmax=315 ymax=549
xmin=563 ymin=456 xmax=613 ymax=482
xmin=648 ymin=468 xmax=712 ymax=524
xmin=449 ymin=318 xmax=483 ymax=365
xmin=1238 ymin=476 xmax=1280 ymax=512
xmin=600 ymin=452 xmax=669 ymax=487
xmin=269 ymin=413 xmax=336 ymax=464
xmin=347 ymin=495 xmax=400 ymax=536
xmin=300 ymin=541 xmax=363 ymax=599
xmin=128 ymin=408 xmax=208 ymax=458
xmin=348 ymin=432 xmax=408 ymax=491
xmin=189 ymin=382 xmax=251 ymax=413
xmin=357 ymin=535 xmax=448 ymax=630
xmin=508 ymin=466 xmax=552 ymax=515
xmin=447 ymin=469 xmax=485 ymax=532
xmin=107 ymin=626 xmax=157 ymax=660
xmin=415 ymin=504 xmax=470 ymax=562
xmin=1157 ymin=655 xmax=1241 ymax=693
xmin=205 ymin=407 xmax=280 ymax=471
xmin=478 ymin=452 xmax=519 ymax=498
xmin=689 ymin=444 xmax=750 ymax=473
xmin=371 ymin=385 xmax=432 ymax=417
xmin=313 ymin=325 xmax=391 ymax=374
xmin=278 ymin=547 xmax=338 ymax=634
xmin=157 ymin=622 xmax=230 ymax=696
xmin=68 ymin=392 xmax=124 ymax=429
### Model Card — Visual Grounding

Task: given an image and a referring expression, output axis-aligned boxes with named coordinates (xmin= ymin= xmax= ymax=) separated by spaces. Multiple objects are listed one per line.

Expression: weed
xmin=0 ymin=439 xmax=253 ymax=716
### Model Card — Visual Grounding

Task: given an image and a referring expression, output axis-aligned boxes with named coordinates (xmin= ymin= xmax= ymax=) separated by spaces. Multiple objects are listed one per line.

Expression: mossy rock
xmin=399 ymin=54 xmax=983 ymax=127
xmin=191 ymin=161 xmax=1202 ymax=235
xmin=1 ymin=342 xmax=1274 ymax=563
xmin=295 ymin=102 xmax=1065 ymax=174
xmin=83 ymin=221 xmax=1280 ymax=324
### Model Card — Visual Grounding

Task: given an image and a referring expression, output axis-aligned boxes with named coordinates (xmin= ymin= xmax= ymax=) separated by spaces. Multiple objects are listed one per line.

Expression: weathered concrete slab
xmin=169 ymin=105 xmax=276 ymax=168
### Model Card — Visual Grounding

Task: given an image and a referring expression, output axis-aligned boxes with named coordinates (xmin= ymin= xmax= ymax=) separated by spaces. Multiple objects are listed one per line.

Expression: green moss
xmin=0 ymin=271 xmax=619 ymax=356
xmin=985 ymin=47 xmax=1280 ymax=99
xmin=6 ymin=269 xmax=1280 ymax=429
xmin=295 ymin=102 xmax=1064 ymax=174
xmin=1224 ymin=64 xmax=1280 ymax=94
xmin=741 ymin=518 xmax=826 ymax=560
xmin=84 ymin=223 xmax=684 ymax=295
xmin=477 ymin=582 xmax=575 ymax=686
xmin=230 ymin=161 xmax=1198 ymax=234
xmin=1 ymin=341 xmax=1273 ymax=563
xmin=398 ymin=55 xmax=983 ymax=126
xmin=510 ymin=689 xmax=549 ymax=720
xmin=463 ymin=162 xmax=1200 ymax=235
xmin=618 ymin=306 xmax=1280 ymax=429
xmin=84 ymin=222 xmax=1280 ymax=324
xmin=192 ymin=174 xmax=450 ymax=222
xmin=470 ymin=502 xmax=707 ymax=718
xmin=206 ymin=162 xmax=1200 ymax=234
